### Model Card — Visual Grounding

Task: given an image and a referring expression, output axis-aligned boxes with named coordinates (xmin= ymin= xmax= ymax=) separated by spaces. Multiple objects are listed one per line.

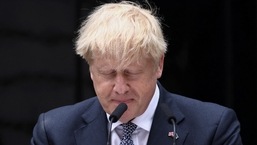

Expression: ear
xmin=156 ymin=55 xmax=164 ymax=79
xmin=89 ymin=67 xmax=94 ymax=80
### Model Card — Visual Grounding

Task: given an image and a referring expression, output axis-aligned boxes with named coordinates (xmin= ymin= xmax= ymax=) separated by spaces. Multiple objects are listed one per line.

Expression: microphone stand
xmin=161 ymin=103 xmax=177 ymax=145
xmin=106 ymin=103 xmax=128 ymax=145
xmin=170 ymin=118 xmax=177 ymax=145
xmin=107 ymin=117 xmax=114 ymax=145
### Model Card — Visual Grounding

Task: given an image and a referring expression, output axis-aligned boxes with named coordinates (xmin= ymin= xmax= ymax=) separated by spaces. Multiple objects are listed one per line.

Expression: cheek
xmin=135 ymin=82 xmax=155 ymax=107
xmin=92 ymin=81 xmax=113 ymax=110
xmin=93 ymin=81 xmax=109 ymax=96
xmin=91 ymin=76 xmax=114 ymax=99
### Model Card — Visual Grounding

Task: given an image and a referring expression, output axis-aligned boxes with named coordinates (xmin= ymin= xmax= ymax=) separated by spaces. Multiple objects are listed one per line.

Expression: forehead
xmin=90 ymin=56 xmax=152 ymax=70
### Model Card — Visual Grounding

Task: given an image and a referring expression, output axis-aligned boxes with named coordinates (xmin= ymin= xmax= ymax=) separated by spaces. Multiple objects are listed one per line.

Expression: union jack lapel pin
xmin=168 ymin=131 xmax=179 ymax=140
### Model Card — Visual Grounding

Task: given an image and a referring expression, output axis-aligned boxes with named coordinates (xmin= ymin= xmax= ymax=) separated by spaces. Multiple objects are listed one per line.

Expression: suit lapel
xmin=147 ymin=103 xmax=189 ymax=145
xmin=74 ymin=101 xmax=108 ymax=145
xmin=147 ymin=83 xmax=189 ymax=145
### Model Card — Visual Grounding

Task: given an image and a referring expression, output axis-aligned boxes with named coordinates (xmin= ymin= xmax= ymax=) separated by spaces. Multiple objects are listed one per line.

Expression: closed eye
xmin=124 ymin=70 xmax=142 ymax=76
xmin=100 ymin=70 xmax=116 ymax=76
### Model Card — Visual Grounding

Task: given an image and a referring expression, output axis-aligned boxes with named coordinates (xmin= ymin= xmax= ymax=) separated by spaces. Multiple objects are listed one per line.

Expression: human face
xmin=89 ymin=56 xmax=164 ymax=123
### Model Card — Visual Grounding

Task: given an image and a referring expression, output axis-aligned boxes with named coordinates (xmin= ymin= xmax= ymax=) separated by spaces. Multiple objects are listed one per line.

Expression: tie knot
xmin=120 ymin=122 xmax=137 ymax=145
xmin=121 ymin=122 xmax=137 ymax=135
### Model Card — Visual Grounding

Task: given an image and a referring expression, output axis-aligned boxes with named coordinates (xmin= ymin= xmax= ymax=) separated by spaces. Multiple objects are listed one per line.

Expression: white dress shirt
xmin=107 ymin=84 xmax=160 ymax=145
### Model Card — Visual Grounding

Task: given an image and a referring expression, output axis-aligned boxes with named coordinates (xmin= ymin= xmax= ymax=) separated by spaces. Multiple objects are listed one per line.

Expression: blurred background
xmin=0 ymin=0 xmax=256 ymax=144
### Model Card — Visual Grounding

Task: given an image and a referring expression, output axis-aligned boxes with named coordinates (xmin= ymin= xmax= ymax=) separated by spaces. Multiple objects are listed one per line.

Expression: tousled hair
xmin=75 ymin=1 xmax=167 ymax=69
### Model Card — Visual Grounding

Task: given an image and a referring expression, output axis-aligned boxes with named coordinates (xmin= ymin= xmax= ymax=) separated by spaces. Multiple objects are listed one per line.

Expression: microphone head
xmin=160 ymin=103 xmax=177 ymax=124
xmin=109 ymin=103 xmax=128 ymax=123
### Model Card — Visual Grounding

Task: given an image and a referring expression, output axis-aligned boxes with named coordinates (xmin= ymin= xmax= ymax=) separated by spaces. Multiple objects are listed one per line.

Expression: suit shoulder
xmin=168 ymin=93 xmax=235 ymax=119
xmin=48 ymin=97 xmax=97 ymax=113
xmin=32 ymin=97 xmax=101 ymax=144
xmin=159 ymin=83 xmax=226 ymax=110
xmin=172 ymin=93 xmax=227 ymax=108
xmin=41 ymin=97 xmax=99 ymax=125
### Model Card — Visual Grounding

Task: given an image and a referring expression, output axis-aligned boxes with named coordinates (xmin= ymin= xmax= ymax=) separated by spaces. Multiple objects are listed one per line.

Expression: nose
xmin=113 ymin=74 xmax=129 ymax=95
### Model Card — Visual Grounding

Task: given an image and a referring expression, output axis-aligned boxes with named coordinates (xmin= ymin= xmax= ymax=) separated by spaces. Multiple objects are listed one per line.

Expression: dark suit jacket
xmin=31 ymin=82 xmax=242 ymax=145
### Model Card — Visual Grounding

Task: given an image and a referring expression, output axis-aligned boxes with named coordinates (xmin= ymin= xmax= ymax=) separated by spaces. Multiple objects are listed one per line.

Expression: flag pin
xmin=168 ymin=131 xmax=179 ymax=140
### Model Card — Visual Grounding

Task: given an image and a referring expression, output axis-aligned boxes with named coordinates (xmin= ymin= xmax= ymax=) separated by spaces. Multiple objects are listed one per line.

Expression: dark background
xmin=0 ymin=0 xmax=256 ymax=144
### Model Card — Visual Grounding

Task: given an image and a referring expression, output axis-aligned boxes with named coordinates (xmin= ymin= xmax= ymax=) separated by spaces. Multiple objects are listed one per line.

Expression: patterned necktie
xmin=120 ymin=122 xmax=137 ymax=145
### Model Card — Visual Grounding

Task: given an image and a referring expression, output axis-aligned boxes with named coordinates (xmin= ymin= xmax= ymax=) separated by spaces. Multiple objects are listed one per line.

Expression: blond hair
xmin=75 ymin=1 xmax=167 ymax=68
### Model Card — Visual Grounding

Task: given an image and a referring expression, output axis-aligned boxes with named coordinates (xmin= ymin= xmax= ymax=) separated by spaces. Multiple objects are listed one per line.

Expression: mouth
xmin=112 ymin=99 xmax=134 ymax=104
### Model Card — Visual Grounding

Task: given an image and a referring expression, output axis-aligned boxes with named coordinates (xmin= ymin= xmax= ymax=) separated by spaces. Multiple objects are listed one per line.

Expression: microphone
xmin=107 ymin=103 xmax=128 ymax=145
xmin=160 ymin=103 xmax=177 ymax=145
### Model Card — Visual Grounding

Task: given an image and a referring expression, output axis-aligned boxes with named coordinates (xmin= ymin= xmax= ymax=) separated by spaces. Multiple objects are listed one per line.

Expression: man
xmin=31 ymin=1 xmax=242 ymax=145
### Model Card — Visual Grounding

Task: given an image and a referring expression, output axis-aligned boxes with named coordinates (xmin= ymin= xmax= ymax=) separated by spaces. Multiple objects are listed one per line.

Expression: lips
xmin=112 ymin=99 xmax=134 ymax=104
